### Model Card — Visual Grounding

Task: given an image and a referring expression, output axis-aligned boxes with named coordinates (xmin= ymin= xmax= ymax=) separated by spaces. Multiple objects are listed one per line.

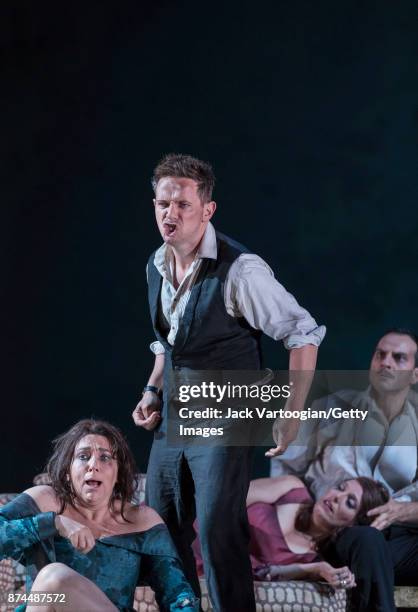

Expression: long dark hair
xmin=46 ymin=419 xmax=138 ymax=520
xmin=295 ymin=477 xmax=389 ymax=550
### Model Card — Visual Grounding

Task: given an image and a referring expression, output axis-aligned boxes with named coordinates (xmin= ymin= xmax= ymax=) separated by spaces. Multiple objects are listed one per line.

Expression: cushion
xmin=133 ymin=578 xmax=347 ymax=611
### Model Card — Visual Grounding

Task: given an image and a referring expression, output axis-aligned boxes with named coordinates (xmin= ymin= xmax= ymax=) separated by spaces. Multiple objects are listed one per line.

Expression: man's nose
xmin=380 ymin=354 xmax=393 ymax=369
xmin=165 ymin=202 xmax=178 ymax=218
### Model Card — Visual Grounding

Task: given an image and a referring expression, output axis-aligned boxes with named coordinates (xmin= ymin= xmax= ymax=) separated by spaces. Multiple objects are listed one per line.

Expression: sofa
xmin=0 ymin=476 xmax=416 ymax=611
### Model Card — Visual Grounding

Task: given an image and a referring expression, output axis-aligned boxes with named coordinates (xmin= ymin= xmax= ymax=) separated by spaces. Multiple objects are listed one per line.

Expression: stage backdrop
xmin=3 ymin=1 xmax=418 ymax=490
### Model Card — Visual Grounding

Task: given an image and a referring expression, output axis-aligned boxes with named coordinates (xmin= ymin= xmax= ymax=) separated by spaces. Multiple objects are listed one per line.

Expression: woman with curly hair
xmin=0 ymin=419 xmax=197 ymax=612
xmin=246 ymin=474 xmax=389 ymax=588
xmin=193 ymin=473 xmax=389 ymax=591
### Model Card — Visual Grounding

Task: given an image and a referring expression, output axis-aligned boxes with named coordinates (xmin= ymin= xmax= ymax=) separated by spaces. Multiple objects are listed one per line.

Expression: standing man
xmin=132 ymin=154 xmax=325 ymax=611
xmin=271 ymin=329 xmax=418 ymax=611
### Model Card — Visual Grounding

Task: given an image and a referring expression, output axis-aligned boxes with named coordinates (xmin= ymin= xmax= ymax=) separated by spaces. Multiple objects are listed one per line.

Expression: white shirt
xmin=271 ymin=388 xmax=418 ymax=501
xmin=149 ymin=222 xmax=326 ymax=353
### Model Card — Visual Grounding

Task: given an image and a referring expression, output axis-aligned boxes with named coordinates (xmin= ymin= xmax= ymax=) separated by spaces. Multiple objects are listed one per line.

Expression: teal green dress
xmin=0 ymin=493 xmax=198 ymax=611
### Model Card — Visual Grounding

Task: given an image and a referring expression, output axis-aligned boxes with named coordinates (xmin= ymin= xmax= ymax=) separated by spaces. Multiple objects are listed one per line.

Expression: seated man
xmin=271 ymin=328 xmax=418 ymax=612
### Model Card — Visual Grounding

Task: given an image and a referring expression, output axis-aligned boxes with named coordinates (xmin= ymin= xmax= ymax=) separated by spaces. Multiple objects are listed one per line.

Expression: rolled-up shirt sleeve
xmin=225 ymin=254 xmax=326 ymax=349
xmin=150 ymin=341 xmax=165 ymax=355
xmin=147 ymin=258 xmax=167 ymax=355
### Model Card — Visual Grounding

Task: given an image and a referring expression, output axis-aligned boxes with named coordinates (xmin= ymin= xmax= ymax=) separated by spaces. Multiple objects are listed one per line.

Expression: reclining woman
xmin=0 ymin=419 xmax=198 ymax=612
xmin=246 ymin=474 xmax=389 ymax=588
xmin=193 ymin=473 xmax=389 ymax=590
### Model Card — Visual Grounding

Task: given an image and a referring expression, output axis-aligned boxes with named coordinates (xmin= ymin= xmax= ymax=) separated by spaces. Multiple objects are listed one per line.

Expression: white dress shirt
xmin=149 ymin=222 xmax=326 ymax=354
xmin=271 ymin=388 xmax=418 ymax=501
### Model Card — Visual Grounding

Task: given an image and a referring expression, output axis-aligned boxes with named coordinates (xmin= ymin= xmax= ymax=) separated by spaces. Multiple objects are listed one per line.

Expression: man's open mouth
xmin=163 ymin=222 xmax=177 ymax=236
xmin=323 ymin=499 xmax=333 ymax=513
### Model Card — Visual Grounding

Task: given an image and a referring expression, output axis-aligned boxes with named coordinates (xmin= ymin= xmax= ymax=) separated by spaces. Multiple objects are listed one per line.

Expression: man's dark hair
xmin=151 ymin=153 xmax=215 ymax=203
xmin=46 ymin=419 xmax=138 ymax=520
xmin=379 ymin=328 xmax=418 ymax=366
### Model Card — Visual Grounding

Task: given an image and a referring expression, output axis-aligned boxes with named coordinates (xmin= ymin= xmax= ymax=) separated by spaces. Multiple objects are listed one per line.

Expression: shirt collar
xmin=153 ymin=221 xmax=217 ymax=277
xmin=364 ymin=386 xmax=418 ymax=422
xmin=196 ymin=221 xmax=217 ymax=260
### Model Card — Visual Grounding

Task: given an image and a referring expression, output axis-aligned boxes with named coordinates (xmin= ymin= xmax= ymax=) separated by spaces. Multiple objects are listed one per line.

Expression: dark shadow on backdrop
xmin=2 ymin=0 xmax=418 ymax=490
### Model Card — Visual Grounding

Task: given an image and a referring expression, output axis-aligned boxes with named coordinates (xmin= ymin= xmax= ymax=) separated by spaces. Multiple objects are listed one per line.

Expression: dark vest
xmin=147 ymin=231 xmax=262 ymax=375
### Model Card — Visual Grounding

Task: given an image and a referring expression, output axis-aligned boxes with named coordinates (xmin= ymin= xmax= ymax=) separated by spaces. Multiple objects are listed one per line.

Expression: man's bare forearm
xmin=147 ymin=353 xmax=165 ymax=389
xmin=267 ymin=345 xmax=319 ymax=455
xmin=286 ymin=344 xmax=318 ymax=410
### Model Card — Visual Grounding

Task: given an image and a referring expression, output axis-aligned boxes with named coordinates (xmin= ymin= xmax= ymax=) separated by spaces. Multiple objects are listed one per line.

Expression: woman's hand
xmin=55 ymin=515 xmax=96 ymax=554
xmin=316 ymin=562 xmax=356 ymax=589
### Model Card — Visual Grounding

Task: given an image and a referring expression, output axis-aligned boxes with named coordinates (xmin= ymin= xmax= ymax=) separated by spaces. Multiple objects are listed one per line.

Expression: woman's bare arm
xmin=24 ymin=485 xmax=60 ymax=513
xmin=246 ymin=475 xmax=304 ymax=507
xmin=255 ymin=561 xmax=356 ymax=589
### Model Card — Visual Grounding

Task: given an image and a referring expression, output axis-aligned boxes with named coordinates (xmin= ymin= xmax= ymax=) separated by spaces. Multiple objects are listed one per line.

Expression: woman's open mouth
xmin=84 ymin=480 xmax=102 ymax=488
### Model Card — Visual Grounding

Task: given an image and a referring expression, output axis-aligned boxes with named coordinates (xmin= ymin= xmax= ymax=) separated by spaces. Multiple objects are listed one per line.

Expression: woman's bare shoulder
xmin=247 ymin=475 xmax=306 ymax=506
xmin=125 ymin=503 xmax=164 ymax=532
xmin=23 ymin=485 xmax=60 ymax=513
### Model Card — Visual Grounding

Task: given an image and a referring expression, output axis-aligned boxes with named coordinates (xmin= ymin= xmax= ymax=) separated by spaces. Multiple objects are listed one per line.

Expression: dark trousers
xmin=324 ymin=524 xmax=418 ymax=612
xmin=146 ymin=442 xmax=256 ymax=612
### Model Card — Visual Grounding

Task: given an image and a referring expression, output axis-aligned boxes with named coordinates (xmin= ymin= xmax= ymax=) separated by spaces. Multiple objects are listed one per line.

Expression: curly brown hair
xmin=46 ymin=419 xmax=138 ymax=520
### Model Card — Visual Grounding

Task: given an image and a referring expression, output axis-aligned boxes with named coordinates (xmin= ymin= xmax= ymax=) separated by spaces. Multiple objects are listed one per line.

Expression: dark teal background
xmin=3 ymin=1 xmax=418 ymax=490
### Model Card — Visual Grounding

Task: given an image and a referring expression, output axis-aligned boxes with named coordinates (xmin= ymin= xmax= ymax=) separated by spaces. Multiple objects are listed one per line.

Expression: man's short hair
xmin=152 ymin=153 xmax=215 ymax=203
xmin=379 ymin=327 xmax=418 ymax=366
